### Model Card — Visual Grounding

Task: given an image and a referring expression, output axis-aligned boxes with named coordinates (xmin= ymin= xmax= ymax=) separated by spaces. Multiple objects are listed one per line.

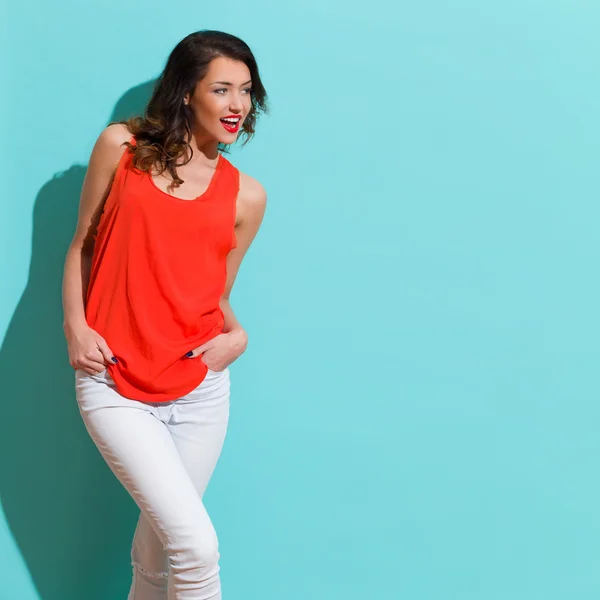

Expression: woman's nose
xmin=230 ymin=94 xmax=244 ymax=111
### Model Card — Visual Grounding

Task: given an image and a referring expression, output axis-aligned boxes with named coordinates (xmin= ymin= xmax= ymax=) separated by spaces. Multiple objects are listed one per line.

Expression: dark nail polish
xmin=111 ymin=357 xmax=119 ymax=363
xmin=186 ymin=351 xmax=193 ymax=357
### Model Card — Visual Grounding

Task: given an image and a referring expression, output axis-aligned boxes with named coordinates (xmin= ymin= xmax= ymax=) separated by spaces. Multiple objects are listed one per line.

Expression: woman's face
xmin=184 ymin=56 xmax=253 ymax=145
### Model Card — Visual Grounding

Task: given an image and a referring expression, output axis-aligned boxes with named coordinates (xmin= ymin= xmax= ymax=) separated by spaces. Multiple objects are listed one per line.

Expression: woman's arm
xmin=219 ymin=172 xmax=268 ymax=345
xmin=62 ymin=123 xmax=131 ymax=334
xmin=62 ymin=124 xmax=132 ymax=373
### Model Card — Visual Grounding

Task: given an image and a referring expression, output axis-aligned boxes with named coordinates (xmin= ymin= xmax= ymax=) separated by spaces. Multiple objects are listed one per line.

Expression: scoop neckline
xmin=147 ymin=154 xmax=223 ymax=202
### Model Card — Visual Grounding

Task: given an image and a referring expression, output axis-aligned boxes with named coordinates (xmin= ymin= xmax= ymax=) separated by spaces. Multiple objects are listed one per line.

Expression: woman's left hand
xmin=185 ymin=329 xmax=248 ymax=371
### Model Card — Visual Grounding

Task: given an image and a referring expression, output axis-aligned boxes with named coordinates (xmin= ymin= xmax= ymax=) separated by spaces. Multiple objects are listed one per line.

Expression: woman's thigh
xmin=128 ymin=368 xmax=231 ymax=576
xmin=74 ymin=370 xmax=220 ymax=554
xmin=167 ymin=367 xmax=231 ymax=495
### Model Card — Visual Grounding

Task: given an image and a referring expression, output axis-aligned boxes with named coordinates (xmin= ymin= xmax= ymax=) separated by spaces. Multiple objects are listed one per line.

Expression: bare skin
xmin=62 ymin=56 xmax=267 ymax=376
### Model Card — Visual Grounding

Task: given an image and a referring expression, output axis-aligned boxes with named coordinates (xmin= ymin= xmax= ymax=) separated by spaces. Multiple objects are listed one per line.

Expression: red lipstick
xmin=220 ymin=115 xmax=241 ymax=133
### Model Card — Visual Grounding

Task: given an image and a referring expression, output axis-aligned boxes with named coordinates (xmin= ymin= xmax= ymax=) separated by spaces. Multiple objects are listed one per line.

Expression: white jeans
xmin=75 ymin=365 xmax=231 ymax=600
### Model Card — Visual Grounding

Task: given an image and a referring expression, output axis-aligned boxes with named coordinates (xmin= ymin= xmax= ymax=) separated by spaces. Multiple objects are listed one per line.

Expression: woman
xmin=62 ymin=30 xmax=269 ymax=600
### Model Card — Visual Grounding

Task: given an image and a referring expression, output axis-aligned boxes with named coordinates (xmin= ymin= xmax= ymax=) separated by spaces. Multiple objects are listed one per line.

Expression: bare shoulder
xmin=237 ymin=170 xmax=267 ymax=224
xmin=103 ymin=121 xmax=131 ymax=141
xmin=92 ymin=123 xmax=132 ymax=166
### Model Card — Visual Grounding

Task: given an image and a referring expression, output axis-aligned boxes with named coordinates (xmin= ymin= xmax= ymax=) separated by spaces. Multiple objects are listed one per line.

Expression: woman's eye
xmin=214 ymin=88 xmax=252 ymax=95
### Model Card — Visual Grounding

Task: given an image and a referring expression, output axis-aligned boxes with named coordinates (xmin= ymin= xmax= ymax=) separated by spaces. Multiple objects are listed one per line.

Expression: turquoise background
xmin=1 ymin=1 xmax=599 ymax=598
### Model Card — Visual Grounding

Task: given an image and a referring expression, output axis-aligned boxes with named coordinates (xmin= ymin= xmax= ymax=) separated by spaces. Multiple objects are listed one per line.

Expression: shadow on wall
xmin=0 ymin=80 xmax=156 ymax=600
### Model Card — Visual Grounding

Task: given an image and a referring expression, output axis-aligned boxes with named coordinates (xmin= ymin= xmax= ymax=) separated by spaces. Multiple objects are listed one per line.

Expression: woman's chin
xmin=217 ymin=132 xmax=238 ymax=144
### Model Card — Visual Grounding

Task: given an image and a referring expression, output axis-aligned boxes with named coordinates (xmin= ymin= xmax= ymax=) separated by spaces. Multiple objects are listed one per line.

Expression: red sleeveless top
xmin=85 ymin=135 xmax=238 ymax=402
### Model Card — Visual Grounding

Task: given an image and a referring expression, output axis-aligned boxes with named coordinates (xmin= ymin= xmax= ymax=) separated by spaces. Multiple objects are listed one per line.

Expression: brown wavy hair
xmin=110 ymin=30 xmax=269 ymax=188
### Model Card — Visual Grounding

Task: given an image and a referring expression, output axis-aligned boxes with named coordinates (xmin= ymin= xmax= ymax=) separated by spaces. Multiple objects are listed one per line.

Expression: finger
xmin=96 ymin=339 xmax=119 ymax=364
xmin=185 ymin=347 xmax=199 ymax=358
xmin=81 ymin=359 xmax=107 ymax=375
xmin=193 ymin=338 xmax=215 ymax=354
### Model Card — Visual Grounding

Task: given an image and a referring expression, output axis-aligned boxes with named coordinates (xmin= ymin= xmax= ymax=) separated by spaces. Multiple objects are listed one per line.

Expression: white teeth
xmin=222 ymin=118 xmax=239 ymax=123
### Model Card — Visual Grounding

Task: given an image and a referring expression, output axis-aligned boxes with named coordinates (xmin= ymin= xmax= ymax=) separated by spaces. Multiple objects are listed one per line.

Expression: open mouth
xmin=220 ymin=117 xmax=241 ymax=132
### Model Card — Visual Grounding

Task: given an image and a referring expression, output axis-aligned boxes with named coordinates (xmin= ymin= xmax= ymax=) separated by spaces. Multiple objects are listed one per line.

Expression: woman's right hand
xmin=64 ymin=323 xmax=117 ymax=376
